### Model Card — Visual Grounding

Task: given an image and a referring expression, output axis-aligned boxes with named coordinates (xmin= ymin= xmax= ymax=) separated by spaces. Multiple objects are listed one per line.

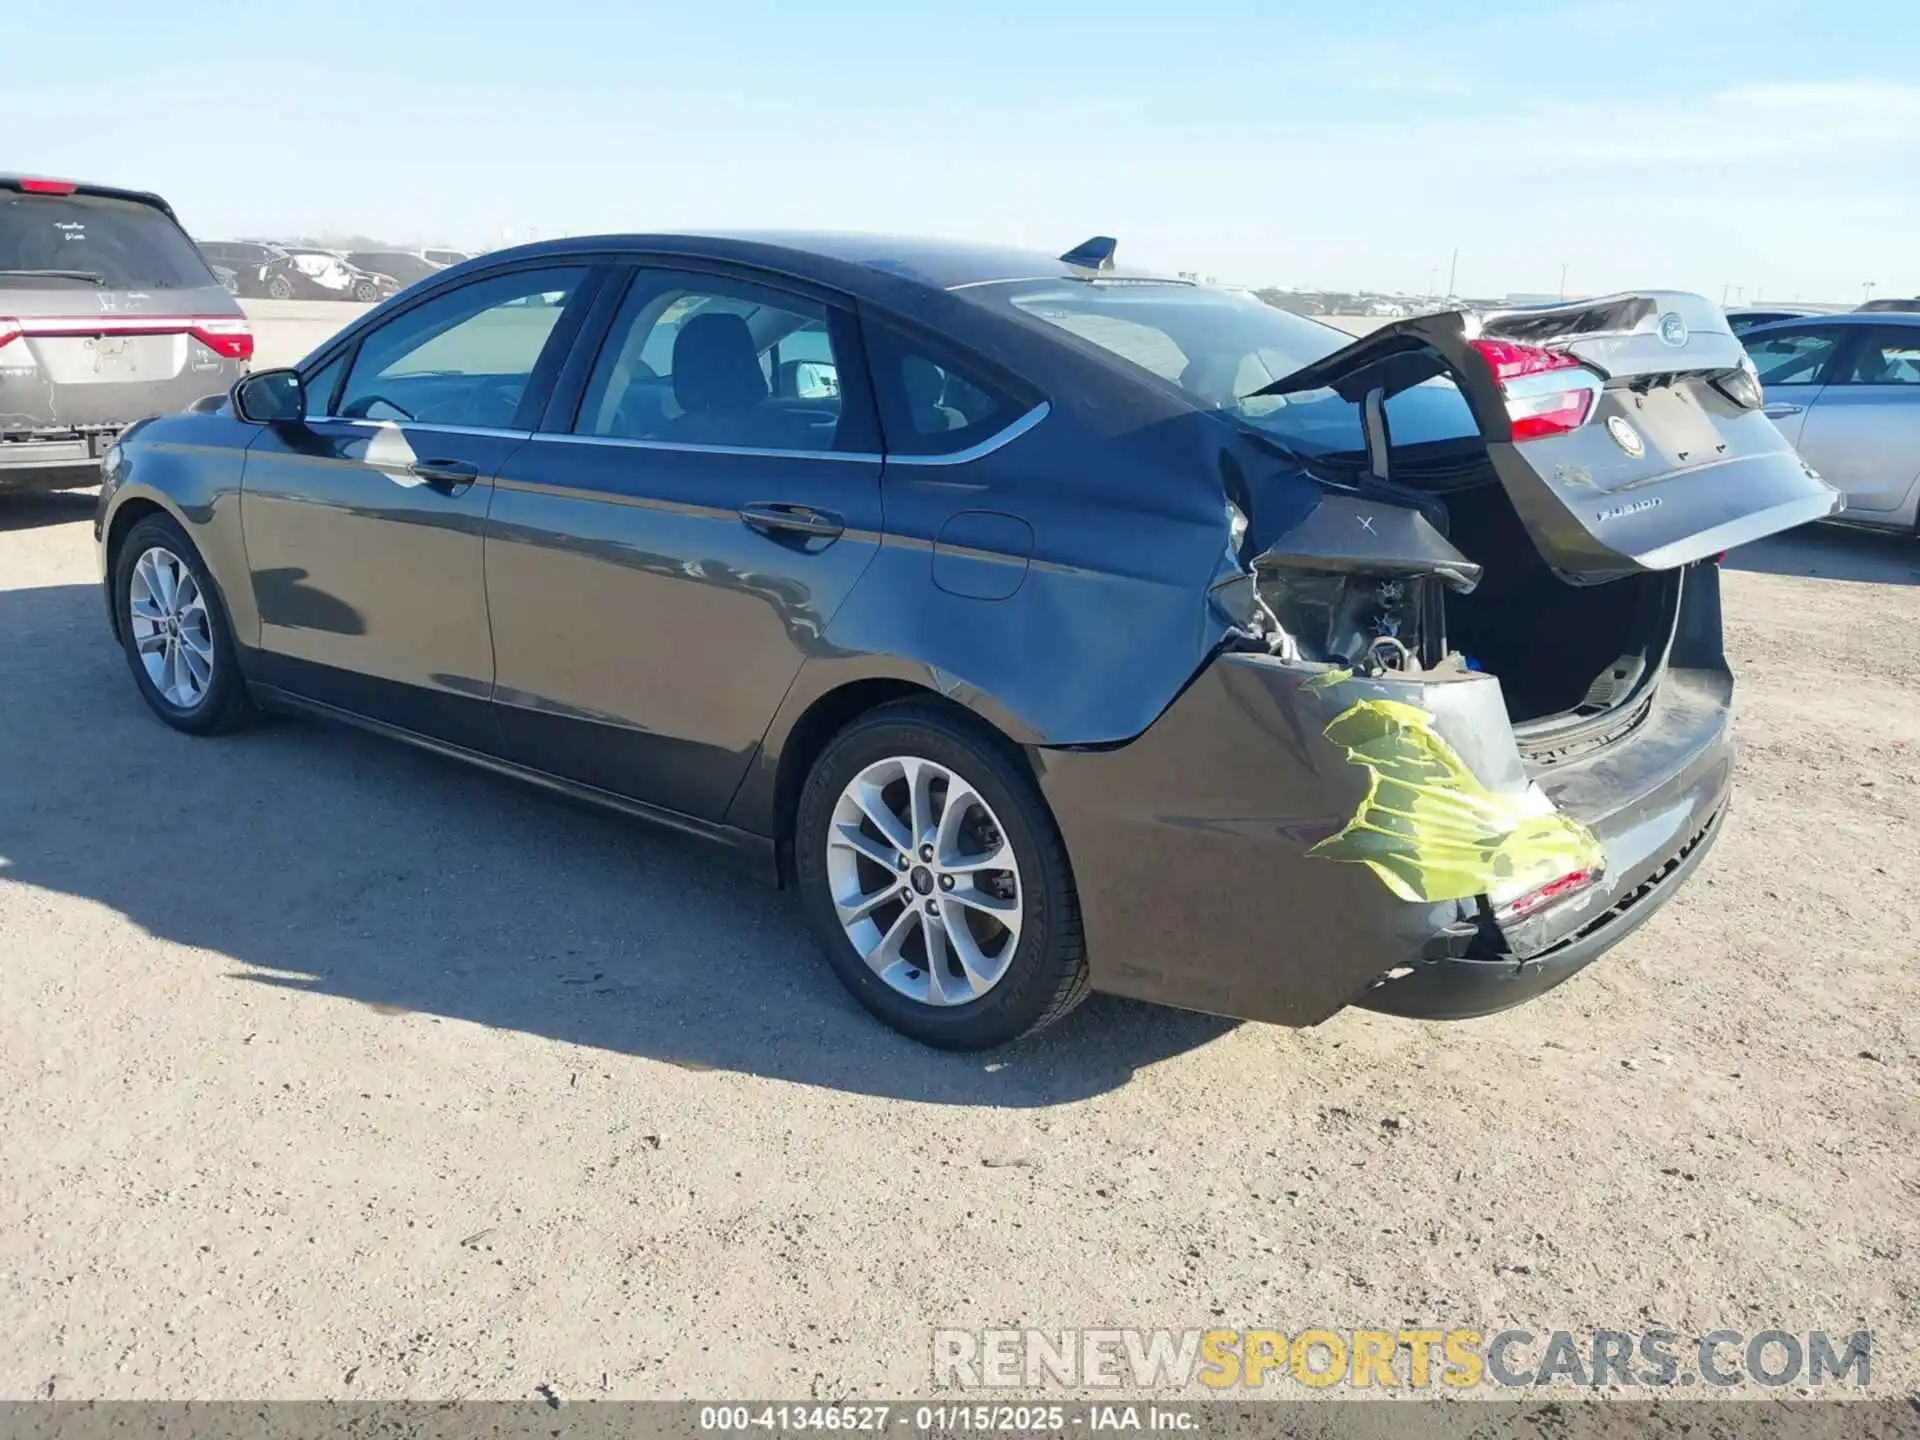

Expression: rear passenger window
xmin=863 ymin=323 xmax=1028 ymax=456
xmin=574 ymin=271 xmax=855 ymax=453
xmin=1842 ymin=333 xmax=1920 ymax=385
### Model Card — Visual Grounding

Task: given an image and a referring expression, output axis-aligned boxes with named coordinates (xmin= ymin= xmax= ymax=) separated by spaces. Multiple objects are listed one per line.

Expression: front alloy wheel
xmin=113 ymin=513 xmax=255 ymax=736
xmin=128 ymin=546 xmax=215 ymax=710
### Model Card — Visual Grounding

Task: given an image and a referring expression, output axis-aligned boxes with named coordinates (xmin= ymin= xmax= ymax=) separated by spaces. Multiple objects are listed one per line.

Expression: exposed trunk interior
xmin=1436 ymin=473 xmax=1680 ymax=729
xmin=1258 ymin=441 xmax=1683 ymax=734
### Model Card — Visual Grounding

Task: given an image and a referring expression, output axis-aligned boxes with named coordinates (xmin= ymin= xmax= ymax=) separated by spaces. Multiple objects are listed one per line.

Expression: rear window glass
xmin=974 ymin=280 xmax=1474 ymax=454
xmin=0 ymin=191 xmax=217 ymax=290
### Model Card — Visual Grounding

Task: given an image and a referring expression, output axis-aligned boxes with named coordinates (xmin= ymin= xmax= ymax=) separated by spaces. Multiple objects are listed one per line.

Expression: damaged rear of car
xmin=991 ymin=280 xmax=1839 ymax=1023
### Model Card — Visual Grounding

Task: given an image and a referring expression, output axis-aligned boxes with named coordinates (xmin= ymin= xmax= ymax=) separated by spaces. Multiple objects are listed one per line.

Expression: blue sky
xmin=7 ymin=0 xmax=1917 ymax=301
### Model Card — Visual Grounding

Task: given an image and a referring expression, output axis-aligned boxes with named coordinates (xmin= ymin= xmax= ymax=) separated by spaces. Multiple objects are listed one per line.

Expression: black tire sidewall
xmin=796 ymin=706 xmax=1077 ymax=1050
xmin=113 ymin=515 xmax=248 ymax=735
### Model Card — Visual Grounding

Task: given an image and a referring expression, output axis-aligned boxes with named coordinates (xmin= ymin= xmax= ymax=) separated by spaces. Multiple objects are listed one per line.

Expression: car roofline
xmin=0 ymin=174 xmax=180 ymax=222
xmin=437 ymin=232 xmax=1186 ymax=296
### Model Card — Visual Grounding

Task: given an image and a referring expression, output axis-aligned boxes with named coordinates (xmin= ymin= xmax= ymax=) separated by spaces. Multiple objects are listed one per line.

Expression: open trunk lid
xmin=1255 ymin=291 xmax=1842 ymax=582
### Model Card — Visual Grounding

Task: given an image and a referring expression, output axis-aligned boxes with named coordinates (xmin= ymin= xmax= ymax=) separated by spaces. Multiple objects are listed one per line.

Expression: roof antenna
xmin=1060 ymin=236 xmax=1118 ymax=272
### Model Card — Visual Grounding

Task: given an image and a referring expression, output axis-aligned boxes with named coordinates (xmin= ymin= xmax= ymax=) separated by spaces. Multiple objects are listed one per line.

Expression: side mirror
xmin=781 ymin=359 xmax=839 ymax=400
xmin=232 ymin=368 xmax=305 ymax=424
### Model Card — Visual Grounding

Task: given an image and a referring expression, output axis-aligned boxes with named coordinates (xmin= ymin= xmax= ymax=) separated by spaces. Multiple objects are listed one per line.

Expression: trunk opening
xmin=1250 ymin=440 xmax=1682 ymax=738
xmin=1437 ymin=471 xmax=1680 ymax=731
xmin=1243 ymin=289 xmax=1835 ymax=740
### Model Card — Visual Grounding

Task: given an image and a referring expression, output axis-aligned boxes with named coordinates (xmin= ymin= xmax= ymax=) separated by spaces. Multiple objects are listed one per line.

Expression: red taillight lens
xmin=1468 ymin=337 xmax=1583 ymax=381
xmin=1468 ymin=337 xmax=1597 ymax=441
xmin=1506 ymin=387 xmax=1597 ymax=441
xmin=188 ymin=319 xmax=254 ymax=361
xmin=18 ymin=177 xmax=79 ymax=195
xmin=0 ymin=319 xmax=19 ymax=351
xmin=1501 ymin=868 xmax=1601 ymax=919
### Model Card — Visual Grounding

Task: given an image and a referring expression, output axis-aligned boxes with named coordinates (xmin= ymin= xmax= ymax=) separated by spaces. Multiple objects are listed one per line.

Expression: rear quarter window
xmin=0 ymin=191 xmax=216 ymax=290
xmin=862 ymin=321 xmax=1032 ymax=457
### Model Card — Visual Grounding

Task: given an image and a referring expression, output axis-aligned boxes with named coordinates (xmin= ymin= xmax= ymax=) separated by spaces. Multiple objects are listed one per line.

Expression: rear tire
xmin=794 ymin=701 xmax=1088 ymax=1050
xmin=352 ymin=279 xmax=379 ymax=303
xmin=113 ymin=514 xmax=255 ymax=736
xmin=266 ymin=275 xmax=295 ymax=301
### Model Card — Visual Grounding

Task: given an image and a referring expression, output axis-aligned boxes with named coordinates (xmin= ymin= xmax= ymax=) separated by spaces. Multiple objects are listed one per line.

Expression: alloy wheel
xmin=825 ymin=755 xmax=1023 ymax=1007
xmin=128 ymin=546 xmax=215 ymax=710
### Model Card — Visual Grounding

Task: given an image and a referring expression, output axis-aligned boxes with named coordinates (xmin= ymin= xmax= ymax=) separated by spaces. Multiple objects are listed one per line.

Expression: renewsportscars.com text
xmin=933 ymin=1328 xmax=1872 ymax=1391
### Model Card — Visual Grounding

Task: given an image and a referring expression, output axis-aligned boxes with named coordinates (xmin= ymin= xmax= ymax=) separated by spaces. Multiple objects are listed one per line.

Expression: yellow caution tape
xmin=1307 ymin=697 xmax=1605 ymax=904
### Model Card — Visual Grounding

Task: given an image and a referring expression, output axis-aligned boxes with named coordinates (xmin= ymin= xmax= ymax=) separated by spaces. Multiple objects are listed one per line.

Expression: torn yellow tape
xmin=1307 ymin=697 xmax=1605 ymax=904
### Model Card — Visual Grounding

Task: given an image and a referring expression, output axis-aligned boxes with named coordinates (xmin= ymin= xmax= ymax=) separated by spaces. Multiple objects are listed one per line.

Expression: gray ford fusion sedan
xmin=94 ymin=232 xmax=1840 ymax=1049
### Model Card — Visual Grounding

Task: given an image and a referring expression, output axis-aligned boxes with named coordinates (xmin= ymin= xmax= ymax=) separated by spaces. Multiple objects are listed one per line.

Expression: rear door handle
xmin=409 ymin=458 xmax=479 ymax=493
xmin=738 ymin=501 xmax=845 ymax=542
xmin=1762 ymin=402 xmax=1804 ymax=418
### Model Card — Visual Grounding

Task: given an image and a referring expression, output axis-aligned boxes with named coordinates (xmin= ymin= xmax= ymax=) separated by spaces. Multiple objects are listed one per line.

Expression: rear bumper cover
xmin=1035 ymin=566 xmax=1734 ymax=1027
xmin=0 ymin=436 xmax=108 ymax=471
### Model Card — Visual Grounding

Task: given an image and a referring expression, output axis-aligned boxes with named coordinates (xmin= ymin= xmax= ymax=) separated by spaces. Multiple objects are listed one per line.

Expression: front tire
xmin=266 ymin=274 xmax=295 ymax=300
xmin=795 ymin=701 xmax=1088 ymax=1050
xmin=352 ymin=279 xmax=379 ymax=303
xmin=113 ymin=514 xmax=255 ymax=735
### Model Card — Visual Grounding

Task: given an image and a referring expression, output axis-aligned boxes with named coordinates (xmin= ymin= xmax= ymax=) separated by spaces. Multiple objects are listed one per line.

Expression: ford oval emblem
xmin=1607 ymin=415 xmax=1646 ymax=458
xmin=1658 ymin=311 xmax=1689 ymax=347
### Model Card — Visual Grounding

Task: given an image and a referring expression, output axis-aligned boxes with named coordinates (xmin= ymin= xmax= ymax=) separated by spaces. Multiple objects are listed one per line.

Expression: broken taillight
xmin=1499 ymin=867 xmax=1601 ymax=919
xmin=1468 ymin=338 xmax=1583 ymax=382
xmin=1468 ymin=337 xmax=1600 ymax=442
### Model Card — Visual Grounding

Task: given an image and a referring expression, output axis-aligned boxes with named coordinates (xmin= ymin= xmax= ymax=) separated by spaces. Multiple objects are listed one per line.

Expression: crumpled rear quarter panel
xmin=1033 ymin=654 xmax=1523 ymax=1025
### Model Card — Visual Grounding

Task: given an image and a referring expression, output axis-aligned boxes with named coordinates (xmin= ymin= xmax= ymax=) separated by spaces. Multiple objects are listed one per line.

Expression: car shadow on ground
xmin=1726 ymin=523 xmax=1920 ymax=585
xmin=0 ymin=580 xmax=1236 ymax=1106
xmin=0 ymin=488 xmax=97 ymax=533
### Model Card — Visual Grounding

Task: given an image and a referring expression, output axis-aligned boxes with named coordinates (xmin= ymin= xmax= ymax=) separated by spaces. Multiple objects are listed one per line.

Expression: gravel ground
xmin=1 ymin=491 xmax=1915 ymax=1402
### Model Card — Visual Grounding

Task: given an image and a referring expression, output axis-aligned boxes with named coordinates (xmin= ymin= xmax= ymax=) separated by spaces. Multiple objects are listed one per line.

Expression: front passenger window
xmin=1743 ymin=328 xmax=1839 ymax=387
xmin=335 ymin=267 xmax=584 ymax=429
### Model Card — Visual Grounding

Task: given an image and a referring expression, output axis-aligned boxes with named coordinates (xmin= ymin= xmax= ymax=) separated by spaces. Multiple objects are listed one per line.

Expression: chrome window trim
xmin=521 ymin=400 xmax=1049 ymax=466
xmin=889 ymin=401 xmax=1049 ymax=466
xmin=529 ymin=433 xmax=882 ymax=463
xmin=312 ymin=417 xmax=534 ymax=440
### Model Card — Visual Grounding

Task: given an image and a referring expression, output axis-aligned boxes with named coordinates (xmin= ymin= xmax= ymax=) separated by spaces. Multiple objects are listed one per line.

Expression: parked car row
xmin=194 ymin=240 xmax=474 ymax=303
xmin=1736 ymin=310 xmax=1920 ymax=535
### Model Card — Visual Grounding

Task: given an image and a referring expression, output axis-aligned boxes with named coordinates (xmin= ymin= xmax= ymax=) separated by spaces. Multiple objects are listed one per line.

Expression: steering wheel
xmin=344 ymin=394 xmax=414 ymax=422
xmin=462 ymin=375 xmax=526 ymax=427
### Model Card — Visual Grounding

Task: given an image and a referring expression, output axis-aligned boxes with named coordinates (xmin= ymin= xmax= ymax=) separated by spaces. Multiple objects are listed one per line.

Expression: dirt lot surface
xmin=1 ymin=492 xmax=1916 ymax=1401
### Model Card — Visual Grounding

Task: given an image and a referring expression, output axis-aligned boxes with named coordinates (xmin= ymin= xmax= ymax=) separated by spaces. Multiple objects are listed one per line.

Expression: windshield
xmin=976 ymin=279 xmax=1474 ymax=455
xmin=0 ymin=190 xmax=218 ymax=289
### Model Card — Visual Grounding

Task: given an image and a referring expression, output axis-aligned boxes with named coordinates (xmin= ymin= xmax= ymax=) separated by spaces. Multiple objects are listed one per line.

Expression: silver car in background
xmin=1742 ymin=311 xmax=1920 ymax=534
xmin=1 ymin=174 xmax=251 ymax=493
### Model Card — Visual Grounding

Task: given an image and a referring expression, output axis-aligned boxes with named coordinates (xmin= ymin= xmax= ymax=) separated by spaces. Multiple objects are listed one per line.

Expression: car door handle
xmin=1762 ymin=402 xmax=1804 ymax=418
xmin=738 ymin=501 xmax=845 ymax=542
xmin=409 ymin=458 xmax=479 ymax=493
